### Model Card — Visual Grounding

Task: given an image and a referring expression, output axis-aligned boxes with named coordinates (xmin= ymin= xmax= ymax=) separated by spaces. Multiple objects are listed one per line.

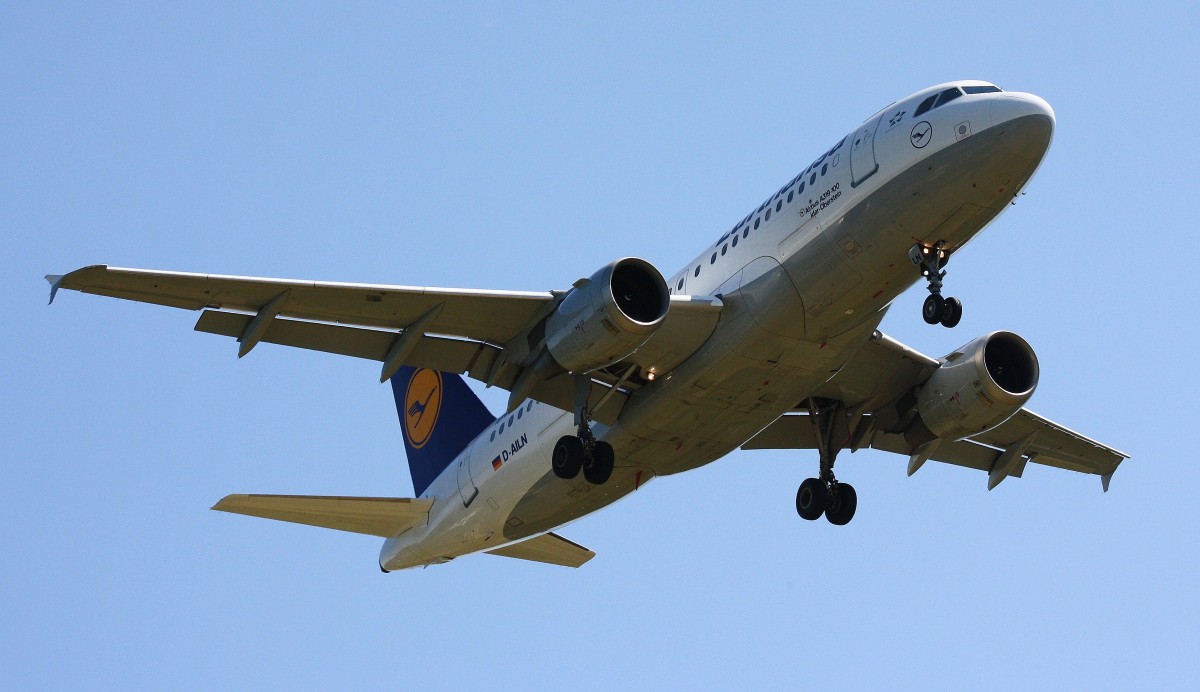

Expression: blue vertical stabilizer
xmin=390 ymin=367 xmax=495 ymax=496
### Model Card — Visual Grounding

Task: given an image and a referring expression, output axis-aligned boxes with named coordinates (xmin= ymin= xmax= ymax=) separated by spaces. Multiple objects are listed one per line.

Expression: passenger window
xmin=527 ymin=401 xmax=533 ymax=412
xmin=963 ymin=85 xmax=1001 ymax=94
xmin=490 ymin=430 xmax=496 ymax=441
xmin=775 ymin=200 xmax=782 ymax=212
xmin=914 ymin=94 xmax=937 ymax=117
xmin=799 ymin=181 xmax=805 ymax=193
xmin=694 ymin=266 xmax=700 ymax=277
xmin=677 ymin=278 xmax=685 ymax=290
xmin=508 ymin=415 xmax=514 ymax=426
xmin=787 ymin=191 xmax=793 ymax=203
xmin=821 ymin=163 xmax=828 ymax=176
xmin=731 ymin=235 xmax=738 ymax=248
xmin=742 ymin=228 xmax=749 ymax=239
xmin=517 ymin=409 xmax=522 ymax=419
xmin=499 ymin=423 xmax=504 ymax=433
xmin=809 ymin=173 xmax=816 ymax=185
xmin=754 ymin=218 xmax=760 ymax=229
xmin=765 ymin=209 xmax=771 ymax=221
xmin=720 ymin=245 xmax=727 ymax=256
xmin=710 ymin=252 xmax=717 ymax=264
xmin=935 ymin=88 xmax=962 ymax=108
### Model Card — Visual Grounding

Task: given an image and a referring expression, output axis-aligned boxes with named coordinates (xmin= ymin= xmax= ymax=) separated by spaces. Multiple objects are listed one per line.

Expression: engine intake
xmin=544 ymin=258 xmax=669 ymax=374
xmin=909 ymin=331 xmax=1039 ymax=443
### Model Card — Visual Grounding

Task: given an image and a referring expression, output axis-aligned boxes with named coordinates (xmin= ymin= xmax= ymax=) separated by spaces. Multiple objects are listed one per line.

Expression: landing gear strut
xmin=795 ymin=398 xmax=858 ymax=526
xmin=552 ymin=378 xmax=614 ymax=484
xmin=910 ymin=241 xmax=962 ymax=328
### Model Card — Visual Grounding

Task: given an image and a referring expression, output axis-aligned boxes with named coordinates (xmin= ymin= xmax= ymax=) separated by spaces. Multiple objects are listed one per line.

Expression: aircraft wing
xmin=47 ymin=265 xmax=723 ymax=424
xmin=742 ymin=330 xmax=1129 ymax=490
xmin=48 ymin=264 xmax=553 ymax=344
xmin=212 ymin=494 xmax=434 ymax=538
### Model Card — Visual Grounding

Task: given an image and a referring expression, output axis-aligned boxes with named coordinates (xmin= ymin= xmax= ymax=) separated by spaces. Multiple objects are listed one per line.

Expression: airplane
xmin=47 ymin=80 xmax=1128 ymax=570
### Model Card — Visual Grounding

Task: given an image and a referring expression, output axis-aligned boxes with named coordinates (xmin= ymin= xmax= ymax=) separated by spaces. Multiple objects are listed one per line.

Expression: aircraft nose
xmin=989 ymin=93 xmax=1055 ymax=158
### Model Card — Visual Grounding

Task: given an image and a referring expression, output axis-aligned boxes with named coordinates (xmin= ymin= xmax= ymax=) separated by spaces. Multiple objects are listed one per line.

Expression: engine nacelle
xmin=911 ymin=331 xmax=1039 ymax=442
xmin=544 ymin=258 xmax=669 ymax=374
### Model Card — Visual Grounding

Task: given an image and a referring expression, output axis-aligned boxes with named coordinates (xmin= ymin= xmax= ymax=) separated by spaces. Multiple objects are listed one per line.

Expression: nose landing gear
xmin=910 ymin=241 xmax=962 ymax=328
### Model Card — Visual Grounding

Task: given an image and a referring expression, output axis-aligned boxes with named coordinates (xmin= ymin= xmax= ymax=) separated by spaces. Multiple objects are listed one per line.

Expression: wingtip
xmin=211 ymin=494 xmax=238 ymax=511
xmin=44 ymin=274 xmax=64 ymax=304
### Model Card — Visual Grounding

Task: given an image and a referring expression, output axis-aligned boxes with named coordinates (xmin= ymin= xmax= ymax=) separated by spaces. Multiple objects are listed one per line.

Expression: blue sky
xmin=4 ymin=2 xmax=1198 ymax=689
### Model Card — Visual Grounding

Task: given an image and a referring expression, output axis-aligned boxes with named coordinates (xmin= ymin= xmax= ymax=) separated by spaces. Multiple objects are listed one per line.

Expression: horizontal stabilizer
xmin=486 ymin=532 xmax=596 ymax=568
xmin=212 ymin=494 xmax=433 ymax=538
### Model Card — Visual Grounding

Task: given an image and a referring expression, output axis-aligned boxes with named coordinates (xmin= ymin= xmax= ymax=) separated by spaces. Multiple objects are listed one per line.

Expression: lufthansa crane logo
xmin=910 ymin=121 xmax=932 ymax=148
xmin=404 ymin=369 xmax=443 ymax=449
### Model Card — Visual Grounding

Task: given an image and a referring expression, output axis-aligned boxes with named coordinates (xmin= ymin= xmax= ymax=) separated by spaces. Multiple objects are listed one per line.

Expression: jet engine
xmin=908 ymin=331 xmax=1039 ymax=443
xmin=544 ymin=258 xmax=670 ymax=374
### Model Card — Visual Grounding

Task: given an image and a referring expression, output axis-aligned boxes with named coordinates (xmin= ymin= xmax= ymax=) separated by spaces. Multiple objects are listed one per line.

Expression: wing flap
xmin=193 ymin=310 xmax=629 ymax=425
xmin=194 ymin=310 xmax=496 ymax=374
xmin=486 ymin=532 xmax=596 ymax=568
xmin=742 ymin=408 xmax=1127 ymax=481
xmin=212 ymin=494 xmax=433 ymax=538
xmin=742 ymin=414 xmax=1006 ymax=472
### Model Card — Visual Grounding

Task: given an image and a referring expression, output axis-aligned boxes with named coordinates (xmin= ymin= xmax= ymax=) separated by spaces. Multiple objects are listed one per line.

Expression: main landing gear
xmin=552 ymin=378 xmax=614 ymax=485
xmin=910 ymin=241 xmax=962 ymax=328
xmin=552 ymin=425 xmax=615 ymax=485
xmin=795 ymin=398 xmax=858 ymax=526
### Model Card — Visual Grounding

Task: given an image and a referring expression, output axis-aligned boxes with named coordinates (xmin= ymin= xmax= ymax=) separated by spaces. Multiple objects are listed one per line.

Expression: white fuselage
xmin=381 ymin=81 xmax=1055 ymax=570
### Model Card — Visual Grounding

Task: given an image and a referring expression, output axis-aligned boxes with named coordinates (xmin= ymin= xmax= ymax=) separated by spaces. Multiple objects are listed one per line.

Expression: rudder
xmin=390 ymin=367 xmax=495 ymax=496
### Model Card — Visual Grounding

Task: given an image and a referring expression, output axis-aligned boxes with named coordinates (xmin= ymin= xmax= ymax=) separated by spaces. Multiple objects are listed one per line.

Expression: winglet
xmin=1101 ymin=471 xmax=1114 ymax=493
xmin=44 ymin=274 xmax=65 ymax=304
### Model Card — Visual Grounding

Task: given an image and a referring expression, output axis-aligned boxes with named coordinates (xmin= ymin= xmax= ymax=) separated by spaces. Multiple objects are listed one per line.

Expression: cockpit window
xmin=914 ymin=94 xmax=937 ymax=117
xmin=914 ymin=86 xmax=995 ymax=119
xmin=934 ymin=87 xmax=963 ymax=108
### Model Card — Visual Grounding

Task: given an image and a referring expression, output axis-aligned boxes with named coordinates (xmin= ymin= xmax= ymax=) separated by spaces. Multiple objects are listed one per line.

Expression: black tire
xmin=825 ymin=483 xmax=857 ymax=525
xmin=552 ymin=435 xmax=584 ymax=479
xmin=940 ymin=297 xmax=962 ymax=328
xmin=922 ymin=294 xmax=944 ymax=325
xmin=583 ymin=441 xmax=615 ymax=485
xmin=795 ymin=478 xmax=829 ymax=520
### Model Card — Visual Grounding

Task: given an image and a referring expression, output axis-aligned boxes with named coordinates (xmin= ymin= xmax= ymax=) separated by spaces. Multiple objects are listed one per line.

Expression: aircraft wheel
xmin=552 ymin=435 xmax=584 ymax=479
xmin=825 ymin=483 xmax=857 ymax=526
xmin=796 ymin=478 xmax=829 ymax=520
xmin=922 ymin=294 xmax=945 ymax=324
xmin=583 ymin=441 xmax=615 ymax=485
xmin=940 ymin=297 xmax=963 ymax=328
